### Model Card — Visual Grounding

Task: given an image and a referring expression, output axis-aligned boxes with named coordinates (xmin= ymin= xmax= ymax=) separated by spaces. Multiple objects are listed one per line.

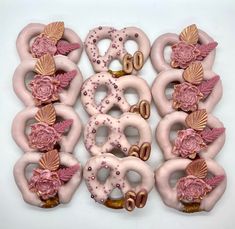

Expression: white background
xmin=0 ymin=0 xmax=235 ymax=228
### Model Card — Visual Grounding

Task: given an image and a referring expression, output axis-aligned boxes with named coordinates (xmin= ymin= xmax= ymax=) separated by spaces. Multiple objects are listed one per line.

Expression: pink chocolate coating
xmin=156 ymin=111 xmax=225 ymax=160
xmin=13 ymin=55 xmax=83 ymax=107
xmin=83 ymin=153 xmax=154 ymax=204
xmin=151 ymin=69 xmax=222 ymax=116
xmin=12 ymin=104 xmax=82 ymax=153
xmin=84 ymin=112 xmax=152 ymax=156
xmin=151 ymin=29 xmax=216 ymax=72
xmin=16 ymin=23 xmax=83 ymax=63
xmin=81 ymin=72 xmax=151 ymax=116
xmin=14 ymin=152 xmax=82 ymax=207
xmin=155 ymin=158 xmax=226 ymax=211
xmin=85 ymin=26 xmax=150 ymax=72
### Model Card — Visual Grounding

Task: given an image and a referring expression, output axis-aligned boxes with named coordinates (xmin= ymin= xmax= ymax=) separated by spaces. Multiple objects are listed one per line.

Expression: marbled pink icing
xmin=176 ymin=175 xmax=212 ymax=203
xmin=29 ymin=168 xmax=61 ymax=200
xmin=29 ymin=75 xmax=60 ymax=105
xmin=28 ymin=122 xmax=60 ymax=151
xmin=31 ymin=35 xmax=57 ymax=58
xmin=173 ymin=129 xmax=206 ymax=158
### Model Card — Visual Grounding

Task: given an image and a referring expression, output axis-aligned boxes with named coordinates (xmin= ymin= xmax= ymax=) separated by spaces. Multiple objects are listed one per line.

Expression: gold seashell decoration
xmin=179 ymin=24 xmax=199 ymax=45
xmin=35 ymin=104 xmax=56 ymax=125
xmin=39 ymin=149 xmax=60 ymax=171
xmin=185 ymin=109 xmax=207 ymax=131
xmin=183 ymin=62 xmax=204 ymax=85
xmin=35 ymin=54 xmax=56 ymax=76
xmin=185 ymin=159 xmax=208 ymax=179
xmin=43 ymin=22 xmax=64 ymax=43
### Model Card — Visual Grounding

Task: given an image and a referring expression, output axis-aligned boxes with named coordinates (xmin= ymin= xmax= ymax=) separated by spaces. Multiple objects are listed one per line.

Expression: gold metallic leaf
xmin=35 ymin=54 xmax=55 ymax=75
xmin=185 ymin=109 xmax=207 ymax=131
xmin=183 ymin=62 xmax=204 ymax=85
xmin=186 ymin=159 xmax=208 ymax=179
xmin=35 ymin=104 xmax=56 ymax=125
xmin=39 ymin=150 xmax=60 ymax=171
xmin=43 ymin=22 xmax=64 ymax=42
xmin=179 ymin=24 xmax=199 ymax=45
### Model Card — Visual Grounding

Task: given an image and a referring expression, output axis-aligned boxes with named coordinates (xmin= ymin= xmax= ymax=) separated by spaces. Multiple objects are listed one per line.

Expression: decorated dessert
xmin=17 ymin=22 xmax=83 ymax=63
xmin=155 ymin=158 xmax=226 ymax=213
xmin=84 ymin=153 xmax=154 ymax=211
xmin=156 ymin=110 xmax=225 ymax=160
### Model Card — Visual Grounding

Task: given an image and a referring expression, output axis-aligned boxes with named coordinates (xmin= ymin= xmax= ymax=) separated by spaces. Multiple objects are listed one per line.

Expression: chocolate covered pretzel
xmin=155 ymin=158 xmax=226 ymax=212
xmin=17 ymin=22 xmax=83 ymax=63
xmin=151 ymin=24 xmax=217 ymax=72
xmin=84 ymin=153 xmax=154 ymax=211
xmin=156 ymin=110 xmax=225 ymax=160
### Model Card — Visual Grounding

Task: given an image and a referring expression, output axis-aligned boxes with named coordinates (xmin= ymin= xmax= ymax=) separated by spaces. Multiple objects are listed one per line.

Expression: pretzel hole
xmin=124 ymin=40 xmax=138 ymax=56
xmin=97 ymin=167 xmax=111 ymax=184
xmin=107 ymin=106 xmax=123 ymax=118
xmin=25 ymin=163 xmax=38 ymax=180
xmin=95 ymin=126 xmax=109 ymax=146
xmin=170 ymin=171 xmax=186 ymax=187
xmin=170 ymin=123 xmax=185 ymax=143
xmin=94 ymin=85 xmax=108 ymax=105
xmin=165 ymin=82 xmax=180 ymax=100
xmin=124 ymin=126 xmax=140 ymax=145
xmin=109 ymin=59 xmax=123 ymax=71
xmin=108 ymin=188 xmax=123 ymax=200
xmin=124 ymin=88 xmax=139 ymax=105
xmin=97 ymin=38 xmax=112 ymax=56
xmin=109 ymin=148 xmax=125 ymax=158
xmin=164 ymin=45 xmax=173 ymax=64
xmin=25 ymin=71 xmax=36 ymax=90
xmin=126 ymin=171 xmax=142 ymax=187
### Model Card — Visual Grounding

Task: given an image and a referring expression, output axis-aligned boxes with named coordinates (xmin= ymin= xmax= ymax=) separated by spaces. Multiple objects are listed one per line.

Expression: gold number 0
xmin=123 ymin=51 xmax=144 ymax=74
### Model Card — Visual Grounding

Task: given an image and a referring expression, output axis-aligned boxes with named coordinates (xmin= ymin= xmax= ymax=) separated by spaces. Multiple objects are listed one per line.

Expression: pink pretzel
xmin=84 ymin=153 xmax=154 ymax=211
xmin=85 ymin=26 xmax=150 ymax=72
xmin=156 ymin=110 xmax=225 ymax=160
xmin=13 ymin=54 xmax=83 ymax=106
xmin=151 ymin=24 xmax=217 ymax=72
xmin=12 ymin=104 xmax=82 ymax=153
xmin=151 ymin=63 xmax=222 ymax=116
xmin=155 ymin=158 xmax=226 ymax=212
xmin=81 ymin=72 xmax=151 ymax=117
xmin=84 ymin=112 xmax=152 ymax=160
xmin=16 ymin=22 xmax=83 ymax=63
xmin=14 ymin=151 xmax=82 ymax=208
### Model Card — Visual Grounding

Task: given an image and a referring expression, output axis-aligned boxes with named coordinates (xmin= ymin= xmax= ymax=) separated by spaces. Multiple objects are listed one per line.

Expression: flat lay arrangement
xmin=11 ymin=22 xmax=226 ymax=213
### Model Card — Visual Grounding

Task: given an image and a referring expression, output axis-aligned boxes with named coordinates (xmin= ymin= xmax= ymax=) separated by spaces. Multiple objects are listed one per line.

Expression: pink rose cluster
xmin=173 ymin=128 xmax=206 ymax=158
xmin=29 ymin=169 xmax=61 ymax=200
xmin=28 ymin=122 xmax=61 ymax=151
xmin=31 ymin=35 xmax=57 ymax=58
xmin=177 ymin=175 xmax=212 ymax=203
xmin=29 ymin=75 xmax=60 ymax=105
xmin=171 ymin=41 xmax=200 ymax=69
xmin=172 ymin=82 xmax=203 ymax=112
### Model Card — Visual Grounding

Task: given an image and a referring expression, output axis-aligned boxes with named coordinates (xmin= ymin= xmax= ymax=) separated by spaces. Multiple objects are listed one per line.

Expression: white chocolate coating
xmin=156 ymin=111 xmax=225 ymax=160
xmin=12 ymin=104 xmax=82 ymax=153
xmin=151 ymin=69 xmax=222 ymax=116
xmin=85 ymin=26 xmax=150 ymax=72
xmin=151 ymin=29 xmax=216 ymax=72
xmin=155 ymin=158 xmax=226 ymax=212
xmin=16 ymin=23 xmax=83 ymax=63
xmin=13 ymin=55 xmax=83 ymax=106
xmin=81 ymin=72 xmax=151 ymax=116
xmin=13 ymin=152 xmax=82 ymax=207
xmin=84 ymin=112 xmax=152 ymax=156
xmin=84 ymin=153 xmax=154 ymax=204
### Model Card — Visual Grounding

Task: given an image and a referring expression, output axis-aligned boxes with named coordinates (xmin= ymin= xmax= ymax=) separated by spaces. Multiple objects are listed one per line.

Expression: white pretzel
xmin=84 ymin=153 xmax=154 ymax=210
xmin=16 ymin=23 xmax=83 ymax=63
xmin=151 ymin=69 xmax=222 ymax=117
xmin=85 ymin=26 xmax=150 ymax=72
xmin=155 ymin=158 xmax=226 ymax=212
xmin=12 ymin=104 xmax=82 ymax=153
xmin=13 ymin=55 xmax=83 ymax=106
xmin=84 ymin=113 xmax=152 ymax=159
xmin=151 ymin=29 xmax=216 ymax=72
xmin=14 ymin=152 xmax=82 ymax=207
xmin=156 ymin=111 xmax=225 ymax=160
xmin=81 ymin=72 xmax=151 ymax=116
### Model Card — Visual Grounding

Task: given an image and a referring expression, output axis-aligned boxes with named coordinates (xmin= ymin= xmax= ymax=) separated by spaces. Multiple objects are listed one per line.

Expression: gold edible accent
xmin=185 ymin=109 xmax=207 ymax=131
xmin=41 ymin=195 xmax=60 ymax=208
xmin=104 ymin=197 xmax=124 ymax=209
xmin=35 ymin=104 xmax=56 ymax=125
xmin=182 ymin=202 xmax=202 ymax=213
xmin=35 ymin=54 xmax=56 ymax=76
xmin=183 ymin=62 xmax=204 ymax=85
xmin=179 ymin=24 xmax=199 ymax=45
